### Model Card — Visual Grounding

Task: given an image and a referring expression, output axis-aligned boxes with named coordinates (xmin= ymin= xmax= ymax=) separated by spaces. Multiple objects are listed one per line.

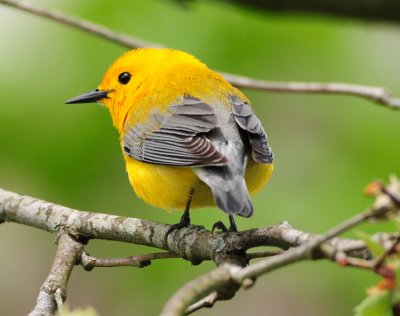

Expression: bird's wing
xmin=123 ymin=96 xmax=227 ymax=166
xmin=231 ymin=95 xmax=274 ymax=164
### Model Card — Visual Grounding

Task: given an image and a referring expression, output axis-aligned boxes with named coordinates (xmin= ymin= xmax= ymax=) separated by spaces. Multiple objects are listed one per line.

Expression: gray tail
xmin=206 ymin=176 xmax=254 ymax=217
xmin=195 ymin=163 xmax=254 ymax=217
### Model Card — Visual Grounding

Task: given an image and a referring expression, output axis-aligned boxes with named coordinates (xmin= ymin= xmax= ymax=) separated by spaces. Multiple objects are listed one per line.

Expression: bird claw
xmin=211 ymin=221 xmax=229 ymax=235
xmin=211 ymin=217 xmax=238 ymax=235
xmin=165 ymin=220 xmax=190 ymax=242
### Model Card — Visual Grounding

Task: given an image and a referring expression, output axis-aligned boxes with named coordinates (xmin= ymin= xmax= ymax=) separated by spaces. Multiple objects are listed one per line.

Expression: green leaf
xmin=354 ymin=291 xmax=393 ymax=316
xmin=355 ymin=231 xmax=385 ymax=257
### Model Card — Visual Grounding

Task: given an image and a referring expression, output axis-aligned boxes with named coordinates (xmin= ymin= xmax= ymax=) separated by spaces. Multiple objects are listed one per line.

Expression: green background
xmin=1 ymin=1 xmax=399 ymax=315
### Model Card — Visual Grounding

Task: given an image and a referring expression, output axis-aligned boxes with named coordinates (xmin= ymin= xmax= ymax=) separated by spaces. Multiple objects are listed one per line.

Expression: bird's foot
xmin=165 ymin=188 xmax=197 ymax=242
xmin=166 ymin=221 xmax=190 ymax=236
xmin=165 ymin=222 xmax=205 ymax=240
xmin=211 ymin=221 xmax=229 ymax=235
xmin=165 ymin=213 xmax=191 ymax=242
xmin=211 ymin=219 xmax=238 ymax=235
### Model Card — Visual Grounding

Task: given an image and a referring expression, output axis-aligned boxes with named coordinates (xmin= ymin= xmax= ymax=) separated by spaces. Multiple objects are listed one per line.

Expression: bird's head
xmin=65 ymin=48 xmax=203 ymax=131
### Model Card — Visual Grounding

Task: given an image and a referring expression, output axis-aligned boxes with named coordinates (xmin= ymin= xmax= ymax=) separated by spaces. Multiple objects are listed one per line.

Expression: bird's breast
xmin=124 ymin=157 xmax=215 ymax=210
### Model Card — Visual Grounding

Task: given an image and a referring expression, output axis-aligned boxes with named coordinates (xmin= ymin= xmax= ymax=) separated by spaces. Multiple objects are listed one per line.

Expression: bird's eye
xmin=118 ymin=72 xmax=131 ymax=85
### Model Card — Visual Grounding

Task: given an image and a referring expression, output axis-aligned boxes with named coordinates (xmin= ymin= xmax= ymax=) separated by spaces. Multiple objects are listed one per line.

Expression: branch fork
xmin=29 ymin=233 xmax=84 ymax=316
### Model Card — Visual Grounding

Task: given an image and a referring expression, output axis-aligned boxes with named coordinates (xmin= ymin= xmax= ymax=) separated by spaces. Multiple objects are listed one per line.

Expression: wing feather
xmin=231 ymin=95 xmax=274 ymax=164
xmin=123 ymin=97 xmax=227 ymax=166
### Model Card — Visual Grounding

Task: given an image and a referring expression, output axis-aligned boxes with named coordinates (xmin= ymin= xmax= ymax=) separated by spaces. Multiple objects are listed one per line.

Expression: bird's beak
xmin=65 ymin=89 xmax=109 ymax=104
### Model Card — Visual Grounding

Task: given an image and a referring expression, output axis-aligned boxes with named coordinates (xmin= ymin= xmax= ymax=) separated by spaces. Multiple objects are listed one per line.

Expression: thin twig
xmin=29 ymin=233 xmax=84 ymax=316
xmin=0 ymin=0 xmax=160 ymax=48
xmin=160 ymin=264 xmax=234 ymax=316
xmin=1 ymin=0 xmax=400 ymax=109
xmin=185 ymin=291 xmax=219 ymax=315
xmin=54 ymin=288 xmax=64 ymax=312
xmin=221 ymin=74 xmax=400 ymax=109
xmin=234 ymin=197 xmax=397 ymax=282
xmin=373 ymin=234 xmax=400 ymax=268
xmin=246 ymin=250 xmax=283 ymax=260
xmin=333 ymin=234 xmax=400 ymax=289
xmin=80 ymin=251 xmax=179 ymax=270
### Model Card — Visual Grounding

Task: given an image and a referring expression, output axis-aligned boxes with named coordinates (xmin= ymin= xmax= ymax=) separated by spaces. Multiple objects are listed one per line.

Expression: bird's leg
xmin=179 ymin=189 xmax=193 ymax=226
xmin=165 ymin=188 xmax=194 ymax=240
xmin=228 ymin=215 xmax=238 ymax=232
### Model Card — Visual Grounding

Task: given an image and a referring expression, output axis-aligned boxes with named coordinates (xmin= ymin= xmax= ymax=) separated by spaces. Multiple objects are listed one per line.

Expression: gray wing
xmin=123 ymin=97 xmax=227 ymax=166
xmin=231 ymin=95 xmax=274 ymax=164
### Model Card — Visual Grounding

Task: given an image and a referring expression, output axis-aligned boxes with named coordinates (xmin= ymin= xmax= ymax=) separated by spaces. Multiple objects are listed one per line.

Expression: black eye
xmin=118 ymin=72 xmax=131 ymax=85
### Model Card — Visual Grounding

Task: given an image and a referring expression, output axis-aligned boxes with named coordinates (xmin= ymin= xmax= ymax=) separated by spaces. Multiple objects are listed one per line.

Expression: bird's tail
xmin=195 ymin=167 xmax=254 ymax=217
xmin=212 ymin=177 xmax=253 ymax=217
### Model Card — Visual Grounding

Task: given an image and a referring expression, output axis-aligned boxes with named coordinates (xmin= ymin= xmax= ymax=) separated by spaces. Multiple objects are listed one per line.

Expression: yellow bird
xmin=66 ymin=48 xmax=274 ymax=232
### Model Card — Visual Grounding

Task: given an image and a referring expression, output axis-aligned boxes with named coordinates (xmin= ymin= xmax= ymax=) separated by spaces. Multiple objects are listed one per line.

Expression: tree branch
xmin=185 ymin=291 xmax=220 ymax=315
xmin=246 ymin=250 xmax=283 ymax=260
xmin=80 ymin=251 xmax=179 ymax=270
xmin=161 ymin=264 xmax=235 ymax=316
xmin=3 ymin=178 xmax=397 ymax=315
xmin=221 ymin=74 xmax=400 ymax=109
xmin=1 ymin=0 xmax=399 ymax=109
xmin=0 ymin=177 xmax=398 ymax=316
xmin=0 ymin=0 xmax=160 ymax=48
xmin=209 ymin=0 xmax=400 ymax=24
xmin=161 ymin=177 xmax=400 ymax=315
xmin=0 ymin=188 xmax=370 ymax=265
xmin=29 ymin=233 xmax=84 ymax=316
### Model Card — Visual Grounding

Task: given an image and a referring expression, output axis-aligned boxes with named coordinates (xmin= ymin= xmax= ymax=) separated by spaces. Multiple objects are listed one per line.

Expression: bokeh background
xmin=1 ymin=1 xmax=400 ymax=315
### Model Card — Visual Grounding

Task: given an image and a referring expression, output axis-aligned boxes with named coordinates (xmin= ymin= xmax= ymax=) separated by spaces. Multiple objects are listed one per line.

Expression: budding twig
xmin=80 ymin=251 xmax=179 ymax=270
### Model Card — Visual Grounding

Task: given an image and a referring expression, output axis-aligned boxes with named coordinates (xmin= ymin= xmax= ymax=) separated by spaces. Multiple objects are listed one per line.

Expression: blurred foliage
xmin=354 ymin=221 xmax=400 ymax=316
xmin=356 ymin=231 xmax=386 ymax=258
xmin=0 ymin=0 xmax=399 ymax=315
xmin=60 ymin=305 xmax=99 ymax=316
xmin=355 ymin=291 xmax=393 ymax=316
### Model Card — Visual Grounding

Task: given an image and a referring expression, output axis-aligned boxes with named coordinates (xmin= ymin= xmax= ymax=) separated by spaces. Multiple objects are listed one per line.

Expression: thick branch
xmin=0 ymin=188 xmax=367 ymax=265
xmin=29 ymin=233 xmax=84 ymax=316
xmin=1 ymin=0 xmax=399 ymax=109
xmin=0 ymin=188 xmax=213 ymax=262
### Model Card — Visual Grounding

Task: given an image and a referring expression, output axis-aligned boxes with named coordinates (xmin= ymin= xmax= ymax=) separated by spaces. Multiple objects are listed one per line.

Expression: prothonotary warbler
xmin=66 ymin=48 xmax=274 ymax=233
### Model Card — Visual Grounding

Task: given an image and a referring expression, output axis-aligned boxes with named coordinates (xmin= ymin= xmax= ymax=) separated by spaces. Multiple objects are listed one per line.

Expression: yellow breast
xmin=125 ymin=156 xmax=273 ymax=211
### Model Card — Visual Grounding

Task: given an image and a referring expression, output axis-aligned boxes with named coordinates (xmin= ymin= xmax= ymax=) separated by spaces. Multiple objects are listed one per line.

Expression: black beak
xmin=65 ymin=89 xmax=109 ymax=104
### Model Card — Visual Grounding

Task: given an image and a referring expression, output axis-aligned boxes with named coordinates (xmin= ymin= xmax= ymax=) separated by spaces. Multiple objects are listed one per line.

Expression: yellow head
xmin=65 ymin=48 xmax=206 ymax=131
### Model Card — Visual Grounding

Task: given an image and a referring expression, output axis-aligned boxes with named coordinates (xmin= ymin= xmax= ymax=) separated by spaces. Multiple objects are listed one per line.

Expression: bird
xmin=66 ymin=48 xmax=274 ymax=233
